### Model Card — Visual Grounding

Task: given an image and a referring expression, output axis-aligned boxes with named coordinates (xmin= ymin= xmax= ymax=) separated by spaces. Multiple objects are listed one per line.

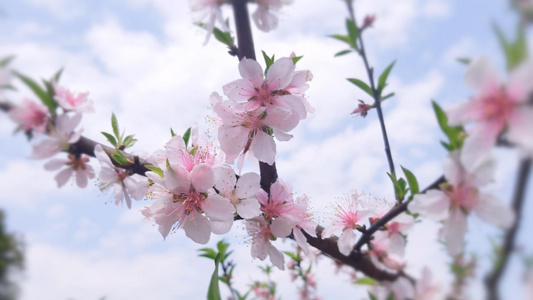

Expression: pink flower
xmin=409 ymin=151 xmax=515 ymax=255
xmin=447 ymin=57 xmax=533 ymax=170
xmin=31 ymin=113 xmax=82 ymax=159
xmin=142 ymin=163 xmax=235 ymax=243
xmin=245 ymin=216 xmax=285 ymax=269
xmin=212 ymin=92 xmax=294 ymax=165
xmin=351 ymin=100 xmax=373 ymax=117
xmin=321 ymin=191 xmax=375 ymax=256
xmin=213 ymin=165 xmax=261 ymax=219
xmin=94 ymin=144 xmax=148 ymax=209
xmin=44 ymin=154 xmax=95 ymax=188
xmin=252 ymin=0 xmax=292 ymax=32
xmin=223 ymin=57 xmax=311 ymax=121
xmin=54 ymin=85 xmax=94 ymax=114
xmin=414 ymin=267 xmax=443 ymax=300
xmin=9 ymin=99 xmax=49 ymax=136
xmin=369 ymin=231 xmax=406 ymax=271
xmin=189 ymin=0 xmax=229 ymax=45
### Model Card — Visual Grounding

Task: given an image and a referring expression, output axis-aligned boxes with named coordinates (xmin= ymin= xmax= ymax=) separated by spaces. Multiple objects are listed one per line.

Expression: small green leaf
xmin=111 ymin=152 xmax=129 ymax=165
xmin=291 ymin=55 xmax=303 ymax=65
xmin=282 ymin=251 xmax=299 ymax=262
xmin=14 ymin=72 xmax=56 ymax=114
xmin=262 ymin=51 xmax=275 ymax=74
xmin=355 ymin=277 xmax=375 ymax=285
xmin=53 ymin=68 xmax=64 ymax=83
xmin=145 ymin=165 xmax=164 ymax=178
xmin=170 ymin=128 xmax=176 ymax=137
xmin=213 ymin=27 xmax=233 ymax=46
xmin=183 ymin=127 xmax=192 ymax=148
xmin=368 ymin=292 xmax=378 ymax=300
xmin=387 ymin=172 xmax=404 ymax=199
xmin=386 ymin=292 xmax=396 ymax=300
xmin=432 ymin=101 xmax=465 ymax=151
xmin=123 ymin=135 xmax=137 ymax=148
xmin=380 ymin=92 xmax=395 ymax=102
xmin=377 ymin=61 xmax=396 ymax=96
xmin=494 ymin=23 xmax=528 ymax=71
xmin=347 ymin=78 xmax=374 ymax=98
xmin=101 ymin=132 xmax=118 ymax=147
xmin=401 ymin=166 xmax=419 ymax=196
xmin=0 ymin=56 xmax=15 ymax=67
xmin=207 ymin=253 xmax=222 ymax=300
xmin=111 ymin=113 xmax=120 ymax=141
xmin=329 ymin=34 xmax=354 ymax=47
xmin=346 ymin=19 xmax=359 ymax=48
xmin=334 ymin=49 xmax=352 ymax=57
xmin=456 ymin=58 xmax=471 ymax=65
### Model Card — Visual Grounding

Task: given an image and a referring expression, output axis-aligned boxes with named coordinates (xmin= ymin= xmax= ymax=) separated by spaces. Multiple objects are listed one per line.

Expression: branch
xmin=345 ymin=1 xmax=396 ymax=197
xmin=485 ymin=158 xmax=531 ymax=300
xmin=353 ymin=175 xmax=446 ymax=251
xmin=0 ymin=101 xmax=149 ymax=176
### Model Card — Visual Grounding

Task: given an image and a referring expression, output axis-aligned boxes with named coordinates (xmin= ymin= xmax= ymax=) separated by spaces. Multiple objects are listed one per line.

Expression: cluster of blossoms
xmin=189 ymin=0 xmax=293 ymax=43
xmin=211 ymin=55 xmax=313 ymax=166
xmin=8 ymin=81 xmax=96 ymax=189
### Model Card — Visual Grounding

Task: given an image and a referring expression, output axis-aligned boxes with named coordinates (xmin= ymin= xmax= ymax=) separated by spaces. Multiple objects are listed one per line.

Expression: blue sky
xmin=0 ymin=0 xmax=532 ymax=299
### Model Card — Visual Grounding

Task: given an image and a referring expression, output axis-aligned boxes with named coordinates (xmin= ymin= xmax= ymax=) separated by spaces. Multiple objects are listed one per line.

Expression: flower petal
xmin=183 ymin=210 xmax=211 ymax=244
xmin=444 ymin=207 xmax=467 ymax=256
xmin=474 ymin=194 xmax=514 ymax=228
xmin=338 ymin=229 xmax=356 ymax=256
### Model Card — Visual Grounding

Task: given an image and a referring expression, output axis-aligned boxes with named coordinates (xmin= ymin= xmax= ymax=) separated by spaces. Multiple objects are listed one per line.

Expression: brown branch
xmin=485 ymin=158 xmax=531 ymax=300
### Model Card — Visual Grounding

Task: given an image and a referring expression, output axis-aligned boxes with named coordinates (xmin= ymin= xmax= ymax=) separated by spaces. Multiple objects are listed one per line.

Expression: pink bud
xmin=351 ymin=100 xmax=373 ymax=117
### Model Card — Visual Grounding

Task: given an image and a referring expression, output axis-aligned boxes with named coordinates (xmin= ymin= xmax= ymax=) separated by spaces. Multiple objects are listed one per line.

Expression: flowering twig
xmin=0 ymin=101 xmax=149 ymax=176
xmin=485 ymin=158 xmax=532 ymax=300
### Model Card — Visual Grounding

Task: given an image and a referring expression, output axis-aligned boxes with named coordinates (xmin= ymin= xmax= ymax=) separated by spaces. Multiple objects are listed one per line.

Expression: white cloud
xmin=22 ymin=0 xmax=84 ymax=20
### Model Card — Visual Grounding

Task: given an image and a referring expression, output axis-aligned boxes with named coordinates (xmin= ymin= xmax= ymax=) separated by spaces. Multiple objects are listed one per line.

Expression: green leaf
xmin=380 ymin=92 xmax=395 ymax=102
xmin=170 ymin=128 xmax=176 ymax=137
xmin=111 ymin=152 xmax=129 ymax=165
xmin=291 ymin=55 xmax=303 ymax=65
xmin=386 ymin=292 xmax=396 ymax=300
xmin=145 ymin=165 xmax=164 ymax=178
xmin=207 ymin=253 xmax=222 ymax=300
xmin=432 ymin=101 xmax=465 ymax=151
xmin=329 ymin=34 xmax=354 ymax=47
xmin=101 ymin=132 xmax=118 ymax=147
xmin=123 ymin=135 xmax=137 ymax=148
xmin=262 ymin=51 xmax=275 ymax=74
xmin=183 ymin=127 xmax=192 ymax=148
xmin=0 ymin=56 xmax=15 ymax=67
xmin=199 ymin=248 xmax=218 ymax=260
xmin=53 ymin=68 xmax=64 ymax=83
xmin=213 ymin=27 xmax=234 ymax=46
xmin=355 ymin=277 xmax=375 ymax=285
xmin=334 ymin=49 xmax=352 ymax=57
xmin=14 ymin=72 xmax=56 ymax=114
xmin=111 ymin=113 xmax=120 ymax=141
xmin=368 ymin=292 xmax=378 ymax=300
xmin=282 ymin=251 xmax=299 ymax=262
xmin=401 ymin=166 xmax=419 ymax=196
xmin=456 ymin=58 xmax=471 ymax=65
xmin=377 ymin=61 xmax=396 ymax=96
xmin=347 ymin=78 xmax=374 ymax=98
xmin=494 ymin=23 xmax=528 ymax=71
xmin=346 ymin=19 xmax=359 ymax=48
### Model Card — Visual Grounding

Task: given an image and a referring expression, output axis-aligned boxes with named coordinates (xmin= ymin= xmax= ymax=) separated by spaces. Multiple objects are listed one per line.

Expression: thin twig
xmin=345 ymin=1 xmax=396 ymax=193
xmin=485 ymin=158 xmax=531 ymax=300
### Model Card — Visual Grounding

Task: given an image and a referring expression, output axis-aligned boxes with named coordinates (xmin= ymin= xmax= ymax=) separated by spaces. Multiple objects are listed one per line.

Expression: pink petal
xmin=94 ymin=144 xmax=113 ymax=167
xmin=75 ymin=169 xmax=89 ymax=188
xmin=124 ymin=175 xmax=148 ymax=200
xmin=44 ymin=158 xmax=67 ymax=171
xmin=460 ymin=125 xmax=500 ymax=173
xmin=267 ymin=243 xmax=285 ymax=270
xmin=252 ymin=6 xmax=278 ymax=32
xmin=464 ymin=56 xmax=500 ymax=93
xmin=236 ymin=197 xmax=261 ymax=219
xmin=235 ymin=172 xmax=260 ymax=198
xmin=409 ymin=190 xmax=450 ymax=221
xmin=474 ymin=194 xmax=515 ymax=228
xmin=270 ymin=217 xmax=295 ymax=238
xmin=443 ymin=151 xmax=464 ymax=187
xmin=266 ymin=57 xmax=295 ymax=91
xmin=444 ymin=207 xmax=467 ymax=256
xmin=293 ymin=228 xmax=310 ymax=254
xmin=338 ymin=229 xmax=356 ymax=256
xmin=213 ymin=165 xmax=236 ymax=194
xmin=209 ymin=219 xmax=233 ymax=235
xmin=508 ymin=107 xmax=533 ymax=152
xmin=239 ymin=58 xmax=264 ymax=86
xmin=31 ymin=140 xmax=61 ymax=159
xmin=191 ymin=163 xmax=215 ymax=192
xmin=507 ymin=60 xmax=533 ymax=102
xmin=113 ymin=183 xmax=125 ymax=207
xmin=164 ymin=165 xmax=189 ymax=193
xmin=251 ymin=131 xmax=276 ymax=165
xmin=201 ymin=194 xmax=235 ymax=222
xmin=55 ymin=167 xmax=73 ymax=188
xmin=183 ymin=210 xmax=211 ymax=244
xmin=218 ymin=125 xmax=249 ymax=163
